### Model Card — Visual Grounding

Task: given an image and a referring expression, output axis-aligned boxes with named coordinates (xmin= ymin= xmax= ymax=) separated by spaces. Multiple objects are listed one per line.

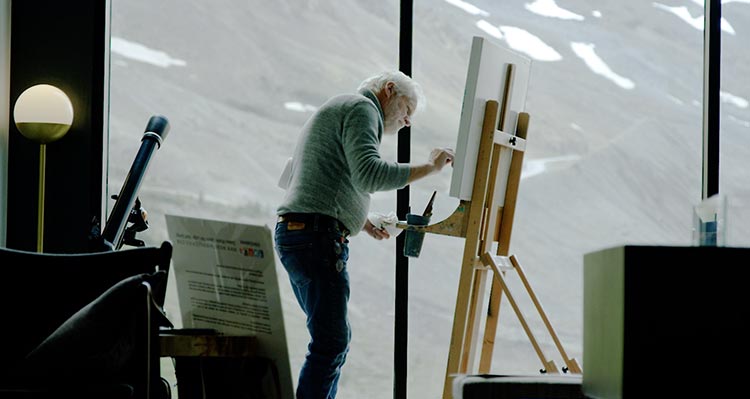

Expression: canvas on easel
xmin=397 ymin=36 xmax=579 ymax=399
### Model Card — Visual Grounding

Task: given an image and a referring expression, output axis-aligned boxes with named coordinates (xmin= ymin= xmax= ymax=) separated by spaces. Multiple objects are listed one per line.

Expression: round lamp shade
xmin=14 ymin=84 xmax=74 ymax=144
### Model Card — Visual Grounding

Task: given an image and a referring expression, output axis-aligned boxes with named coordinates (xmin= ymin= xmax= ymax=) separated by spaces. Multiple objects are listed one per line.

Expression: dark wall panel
xmin=7 ymin=0 xmax=109 ymax=253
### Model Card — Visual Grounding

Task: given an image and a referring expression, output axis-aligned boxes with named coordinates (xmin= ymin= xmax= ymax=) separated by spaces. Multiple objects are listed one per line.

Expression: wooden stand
xmin=159 ymin=333 xmax=259 ymax=357
xmin=480 ymin=253 xmax=582 ymax=375
xmin=398 ymin=97 xmax=579 ymax=398
xmin=160 ymin=332 xmax=282 ymax=399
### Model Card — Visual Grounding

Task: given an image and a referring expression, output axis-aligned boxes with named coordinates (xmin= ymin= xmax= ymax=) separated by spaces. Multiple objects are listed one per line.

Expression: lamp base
xmin=16 ymin=122 xmax=71 ymax=144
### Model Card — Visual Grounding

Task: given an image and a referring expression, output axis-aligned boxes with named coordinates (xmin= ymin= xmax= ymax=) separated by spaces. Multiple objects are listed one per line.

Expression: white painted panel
xmin=1 ymin=0 xmax=11 ymax=246
xmin=449 ymin=36 xmax=531 ymax=200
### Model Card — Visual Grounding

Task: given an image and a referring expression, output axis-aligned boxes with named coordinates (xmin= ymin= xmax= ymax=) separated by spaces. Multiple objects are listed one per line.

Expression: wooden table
xmin=159 ymin=332 xmax=258 ymax=357
xmin=159 ymin=331 xmax=279 ymax=399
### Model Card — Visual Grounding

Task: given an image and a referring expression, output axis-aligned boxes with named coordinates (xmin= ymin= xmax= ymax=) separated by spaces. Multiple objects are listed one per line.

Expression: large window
xmin=110 ymin=1 xmax=749 ymax=398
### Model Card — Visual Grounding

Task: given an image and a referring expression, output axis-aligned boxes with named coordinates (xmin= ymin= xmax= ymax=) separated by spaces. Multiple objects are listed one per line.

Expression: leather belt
xmin=277 ymin=213 xmax=350 ymax=237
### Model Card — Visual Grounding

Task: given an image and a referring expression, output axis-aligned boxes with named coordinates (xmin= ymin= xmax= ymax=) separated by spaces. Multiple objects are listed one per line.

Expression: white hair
xmin=357 ymin=70 xmax=426 ymax=114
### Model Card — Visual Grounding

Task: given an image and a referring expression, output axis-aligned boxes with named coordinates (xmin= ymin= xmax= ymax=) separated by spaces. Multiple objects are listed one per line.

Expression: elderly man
xmin=275 ymin=70 xmax=454 ymax=398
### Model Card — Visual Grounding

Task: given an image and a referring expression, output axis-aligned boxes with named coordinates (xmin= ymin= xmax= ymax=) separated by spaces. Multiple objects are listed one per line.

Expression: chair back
xmin=0 ymin=241 xmax=172 ymax=372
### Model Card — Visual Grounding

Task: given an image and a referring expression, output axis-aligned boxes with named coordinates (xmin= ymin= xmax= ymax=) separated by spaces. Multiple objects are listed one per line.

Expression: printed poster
xmin=165 ymin=214 xmax=293 ymax=399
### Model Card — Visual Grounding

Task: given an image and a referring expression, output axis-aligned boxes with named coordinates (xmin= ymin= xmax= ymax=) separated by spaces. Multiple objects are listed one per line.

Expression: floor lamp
xmin=12 ymin=84 xmax=74 ymax=253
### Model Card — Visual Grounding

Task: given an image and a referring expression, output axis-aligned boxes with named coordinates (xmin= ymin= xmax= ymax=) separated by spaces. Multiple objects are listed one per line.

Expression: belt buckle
xmin=278 ymin=215 xmax=306 ymax=231
xmin=287 ymin=221 xmax=306 ymax=231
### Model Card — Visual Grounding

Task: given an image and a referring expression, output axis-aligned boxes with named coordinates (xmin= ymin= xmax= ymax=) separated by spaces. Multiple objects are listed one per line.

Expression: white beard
xmin=382 ymin=99 xmax=402 ymax=135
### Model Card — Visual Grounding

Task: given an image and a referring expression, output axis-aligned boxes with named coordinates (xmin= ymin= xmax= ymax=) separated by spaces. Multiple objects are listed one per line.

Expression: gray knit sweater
xmin=277 ymin=89 xmax=410 ymax=235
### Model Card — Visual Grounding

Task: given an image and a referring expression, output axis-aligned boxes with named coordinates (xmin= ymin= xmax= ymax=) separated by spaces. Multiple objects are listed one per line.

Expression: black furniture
xmin=583 ymin=245 xmax=748 ymax=399
xmin=0 ymin=241 xmax=174 ymax=399
xmin=159 ymin=330 xmax=282 ymax=399
xmin=452 ymin=374 xmax=585 ymax=399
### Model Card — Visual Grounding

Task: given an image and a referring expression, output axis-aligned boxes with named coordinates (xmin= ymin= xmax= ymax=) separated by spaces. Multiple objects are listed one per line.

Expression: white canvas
xmin=449 ymin=36 xmax=531 ymax=200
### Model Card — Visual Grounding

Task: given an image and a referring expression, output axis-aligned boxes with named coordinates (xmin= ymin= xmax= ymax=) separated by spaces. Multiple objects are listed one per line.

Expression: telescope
xmin=96 ymin=115 xmax=170 ymax=251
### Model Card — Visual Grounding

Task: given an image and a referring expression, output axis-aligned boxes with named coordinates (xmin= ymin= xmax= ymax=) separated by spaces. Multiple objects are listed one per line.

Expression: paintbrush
xmin=422 ymin=190 xmax=437 ymax=218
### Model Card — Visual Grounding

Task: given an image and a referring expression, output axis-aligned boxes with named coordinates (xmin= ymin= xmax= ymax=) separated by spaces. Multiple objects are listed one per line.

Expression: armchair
xmin=0 ymin=241 xmax=174 ymax=399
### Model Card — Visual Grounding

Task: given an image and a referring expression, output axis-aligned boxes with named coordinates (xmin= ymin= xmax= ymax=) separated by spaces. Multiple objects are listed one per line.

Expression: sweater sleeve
xmin=341 ymin=102 xmax=410 ymax=193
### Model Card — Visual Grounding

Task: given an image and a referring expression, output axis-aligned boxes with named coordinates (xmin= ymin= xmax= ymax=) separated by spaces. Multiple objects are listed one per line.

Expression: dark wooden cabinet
xmin=583 ymin=245 xmax=748 ymax=399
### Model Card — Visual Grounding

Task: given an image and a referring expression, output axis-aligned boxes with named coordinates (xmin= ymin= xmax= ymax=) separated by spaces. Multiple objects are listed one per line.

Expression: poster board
xmin=165 ymin=214 xmax=293 ymax=399
xmin=449 ymin=35 xmax=531 ymax=201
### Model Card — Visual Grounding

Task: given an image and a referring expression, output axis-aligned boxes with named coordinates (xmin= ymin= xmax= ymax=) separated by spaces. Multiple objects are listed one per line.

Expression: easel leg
xmin=481 ymin=253 xmax=558 ymax=374
xmin=442 ymin=257 xmax=481 ymax=398
xmin=478 ymin=275 xmax=503 ymax=372
xmin=510 ymin=255 xmax=582 ymax=374
xmin=441 ymin=100 xmax=500 ymax=399
xmin=460 ymin=268 xmax=489 ymax=372
xmin=477 ymin=111 xmax=530 ymax=373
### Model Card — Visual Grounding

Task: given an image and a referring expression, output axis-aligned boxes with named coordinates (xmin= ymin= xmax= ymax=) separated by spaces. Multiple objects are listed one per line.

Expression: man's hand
xmin=407 ymin=147 xmax=455 ymax=183
xmin=429 ymin=147 xmax=455 ymax=172
xmin=363 ymin=219 xmax=391 ymax=240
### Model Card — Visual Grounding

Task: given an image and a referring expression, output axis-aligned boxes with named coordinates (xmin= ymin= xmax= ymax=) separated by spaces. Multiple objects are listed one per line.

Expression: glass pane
xmin=110 ymin=1 xmax=400 ymax=397
xmin=413 ymin=0 xmax=707 ymax=395
xmin=110 ymin=1 xmax=729 ymax=398
xmin=719 ymin=1 xmax=750 ymax=247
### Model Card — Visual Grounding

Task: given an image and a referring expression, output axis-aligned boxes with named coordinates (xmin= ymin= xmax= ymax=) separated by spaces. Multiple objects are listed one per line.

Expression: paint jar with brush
xmin=403 ymin=191 xmax=436 ymax=258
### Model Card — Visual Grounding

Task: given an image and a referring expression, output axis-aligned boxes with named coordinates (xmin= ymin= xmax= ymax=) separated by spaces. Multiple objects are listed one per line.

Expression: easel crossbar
xmin=494 ymin=129 xmax=527 ymax=151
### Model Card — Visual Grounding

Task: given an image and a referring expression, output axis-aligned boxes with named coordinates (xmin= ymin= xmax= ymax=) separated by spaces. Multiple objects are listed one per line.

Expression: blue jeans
xmin=274 ymin=219 xmax=351 ymax=399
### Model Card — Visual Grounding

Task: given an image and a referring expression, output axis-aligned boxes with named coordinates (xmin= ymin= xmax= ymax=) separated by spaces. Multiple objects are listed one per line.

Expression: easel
xmin=398 ymin=67 xmax=579 ymax=399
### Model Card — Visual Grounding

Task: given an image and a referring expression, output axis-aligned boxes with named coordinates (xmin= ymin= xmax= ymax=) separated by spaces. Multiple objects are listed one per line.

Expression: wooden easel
xmin=398 ymin=75 xmax=579 ymax=398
